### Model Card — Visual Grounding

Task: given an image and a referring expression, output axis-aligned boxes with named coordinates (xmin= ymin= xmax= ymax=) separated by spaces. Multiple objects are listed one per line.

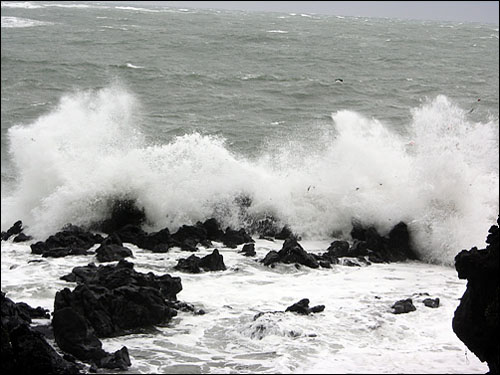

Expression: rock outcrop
xmin=452 ymin=216 xmax=499 ymax=374
xmin=54 ymin=259 xmax=183 ymax=369
xmin=1 ymin=292 xmax=81 ymax=374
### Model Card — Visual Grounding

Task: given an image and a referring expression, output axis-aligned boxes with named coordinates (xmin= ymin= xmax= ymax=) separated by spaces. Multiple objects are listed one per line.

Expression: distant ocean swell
xmin=1 ymin=84 xmax=498 ymax=265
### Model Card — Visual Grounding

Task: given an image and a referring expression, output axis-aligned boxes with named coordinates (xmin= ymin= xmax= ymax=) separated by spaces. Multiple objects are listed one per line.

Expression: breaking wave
xmin=1 ymin=84 xmax=498 ymax=265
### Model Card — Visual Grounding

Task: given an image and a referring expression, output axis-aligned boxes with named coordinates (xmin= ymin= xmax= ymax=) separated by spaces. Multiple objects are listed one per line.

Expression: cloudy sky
xmin=112 ymin=1 xmax=499 ymax=24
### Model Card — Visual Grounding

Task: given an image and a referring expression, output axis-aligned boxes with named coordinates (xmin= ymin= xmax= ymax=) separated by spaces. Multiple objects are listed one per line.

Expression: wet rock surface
xmin=453 ymin=216 xmax=499 ymax=374
xmin=1 ymin=292 xmax=82 ymax=374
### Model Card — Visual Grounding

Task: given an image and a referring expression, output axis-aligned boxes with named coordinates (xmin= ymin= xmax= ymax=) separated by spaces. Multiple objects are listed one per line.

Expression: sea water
xmin=1 ymin=2 xmax=498 ymax=373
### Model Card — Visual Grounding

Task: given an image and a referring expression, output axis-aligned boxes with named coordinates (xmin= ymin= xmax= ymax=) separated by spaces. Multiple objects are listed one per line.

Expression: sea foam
xmin=1 ymin=85 xmax=498 ymax=265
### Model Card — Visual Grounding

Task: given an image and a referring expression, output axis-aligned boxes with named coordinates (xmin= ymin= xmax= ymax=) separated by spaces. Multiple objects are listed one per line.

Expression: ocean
xmin=1 ymin=1 xmax=498 ymax=373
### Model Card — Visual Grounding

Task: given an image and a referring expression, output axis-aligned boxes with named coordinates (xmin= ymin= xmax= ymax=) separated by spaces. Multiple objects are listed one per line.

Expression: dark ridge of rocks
xmin=453 ymin=215 xmax=499 ymax=374
xmin=312 ymin=221 xmax=418 ymax=268
xmin=95 ymin=243 xmax=133 ymax=263
xmin=31 ymin=224 xmax=103 ymax=257
xmin=239 ymin=243 xmax=256 ymax=257
xmin=1 ymin=292 xmax=82 ymax=374
xmin=171 ymin=224 xmax=208 ymax=245
xmin=285 ymin=298 xmax=325 ymax=315
xmin=52 ymin=307 xmax=130 ymax=370
xmin=423 ymin=298 xmax=440 ymax=308
xmin=59 ymin=259 xmax=182 ymax=302
xmin=350 ymin=221 xmax=419 ymax=262
xmin=41 ymin=247 xmax=92 ymax=258
xmin=1 ymin=220 xmax=24 ymax=241
xmin=221 ymin=227 xmax=254 ymax=248
xmin=261 ymin=238 xmax=319 ymax=269
xmin=15 ymin=302 xmax=50 ymax=320
xmin=391 ymin=298 xmax=416 ymax=314
xmin=174 ymin=249 xmax=227 ymax=273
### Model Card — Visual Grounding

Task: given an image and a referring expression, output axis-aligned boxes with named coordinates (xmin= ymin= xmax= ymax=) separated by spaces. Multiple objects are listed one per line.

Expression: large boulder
xmin=452 ymin=216 xmax=499 ymax=374
xmin=1 ymin=292 xmax=81 ymax=374
xmin=261 ymin=238 xmax=319 ymax=269
xmin=57 ymin=259 xmax=182 ymax=337
xmin=221 ymin=228 xmax=254 ymax=248
xmin=52 ymin=307 xmax=130 ymax=370
xmin=95 ymin=243 xmax=133 ymax=262
xmin=174 ymin=249 xmax=226 ymax=273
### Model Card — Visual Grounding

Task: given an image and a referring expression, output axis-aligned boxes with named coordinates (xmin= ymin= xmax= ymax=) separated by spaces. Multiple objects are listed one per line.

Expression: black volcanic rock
xmin=221 ymin=227 xmax=254 ymax=248
xmin=261 ymin=238 xmax=319 ymax=269
xmin=349 ymin=221 xmax=418 ymax=263
xmin=52 ymin=307 xmax=130 ymax=370
xmin=453 ymin=216 xmax=499 ymax=374
xmin=1 ymin=292 xmax=81 ymax=374
xmin=423 ymin=298 xmax=440 ymax=308
xmin=200 ymin=218 xmax=224 ymax=241
xmin=1 ymin=220 xmax=24 ymax=241
xmin=31 ymin=224 xmax=103 ymax=257
xmin=41 ymin=247 xmax=92 ymax=258
xmin=174 ymin=249 xmax=226 ymax=273
xmin=54 ymin=259 xmax=182 ymax=369
xmin=391 ymin=298 xmax=416 ymax=314
xmin=95 ymin=243 xmax=133 ymax=262
xmin=239 ymin=243 xmax=256 ymax=257
xmin=57 ymin=259 xmax=182 ymax=336
xmin=285 ymin=298 xmax=325 ymax=315
xmin=13 ymin=233 xmax=33 ymax=243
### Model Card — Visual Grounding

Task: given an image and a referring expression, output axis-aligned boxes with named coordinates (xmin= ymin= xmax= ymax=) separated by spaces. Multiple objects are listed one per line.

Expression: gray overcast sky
xmin=112 ymin=1 xmax=499 ymax=24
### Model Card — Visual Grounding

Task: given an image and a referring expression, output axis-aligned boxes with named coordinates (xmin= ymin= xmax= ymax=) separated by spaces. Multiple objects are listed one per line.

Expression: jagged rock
xmin=174 ymin=249 xmax=226 ymax=273
xmin=1 ymin=292 xmax=81 ymax=374
xmin=52 ymin=307 xmax=130 ymax=370
xmin=31 ymin=224 xmax=103 ymax=257
xmin=200 ymin=218 xmax=224 ymax=241
xmin=13 ymin=233 xmax=32 ymax=243
xmin=391 ymin=298 xmax=416 ymax=314
xmin=261 ymin=238 xmax=319 ymax=269
xmin=57 ymin=259 xmax=182 ymax=337
xmin=239 ymin=243 xmax=256 ymax=257
xmin=15 ymin=302 xmax=50 ymax=320
xmin=423 ymin=298 xmax=440 ymax=308
xmin=95 ymin=244 xmax=133 ymax=262
xmin=1 ymin=220 xmax=24 ymax=241
xmin=174 ymin=254 xmax=202 ymax=273
xmin=349 ymin=221 xmax=418 ymax=262
xmin=285 ymin=298 xmax=325 ymax=315
xmin=222 ymin=228 xmax=254 ymax=248
xmin=326 ymin=240 xmax=350 ymax=257
xmin=171 ymin=224 xmax=207 ymax=244
xmin=453 ymin=216 xmax=499 ymax=374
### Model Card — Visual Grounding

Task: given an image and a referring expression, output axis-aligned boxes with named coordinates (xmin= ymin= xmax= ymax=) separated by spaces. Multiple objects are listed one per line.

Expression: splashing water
xmin=1 ymin=85 xmax=498 ymax=265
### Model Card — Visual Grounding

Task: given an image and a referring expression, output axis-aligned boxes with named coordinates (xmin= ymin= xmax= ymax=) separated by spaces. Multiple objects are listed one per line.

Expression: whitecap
xmin=1 ymin=16 xmax=52 ymax=28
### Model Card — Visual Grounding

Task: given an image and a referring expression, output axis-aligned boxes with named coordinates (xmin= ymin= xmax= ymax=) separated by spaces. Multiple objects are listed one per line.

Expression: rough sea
xmin=1 ymin=1 xmax=499 ymax=373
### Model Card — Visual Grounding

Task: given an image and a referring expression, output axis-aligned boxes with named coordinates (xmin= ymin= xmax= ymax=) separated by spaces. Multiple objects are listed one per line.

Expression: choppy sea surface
xmin=1 ymin=1 xmax=498 ymax=373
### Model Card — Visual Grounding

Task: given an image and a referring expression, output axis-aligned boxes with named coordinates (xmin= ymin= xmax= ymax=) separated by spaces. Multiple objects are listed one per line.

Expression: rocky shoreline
xmin=2 ymin=207 xmax=498 ymax=373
